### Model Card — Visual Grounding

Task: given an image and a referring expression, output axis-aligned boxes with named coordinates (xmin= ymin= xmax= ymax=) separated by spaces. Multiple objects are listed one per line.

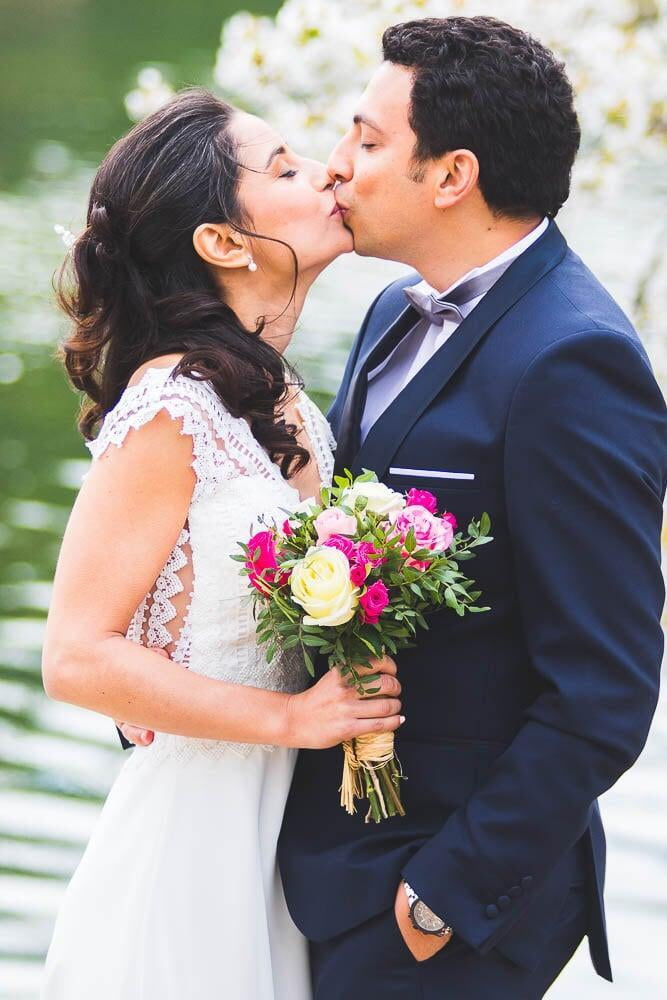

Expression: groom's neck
xmin=410 ymin=209 xmax=543 ymax=294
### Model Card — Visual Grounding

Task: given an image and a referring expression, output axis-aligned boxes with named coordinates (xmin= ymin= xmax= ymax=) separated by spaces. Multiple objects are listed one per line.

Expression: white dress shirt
xmin=360 ymin=217 xmax=549 ymax=443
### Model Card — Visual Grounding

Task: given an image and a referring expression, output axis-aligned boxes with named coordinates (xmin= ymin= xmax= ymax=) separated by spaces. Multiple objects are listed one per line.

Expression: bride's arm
xmin=42 ymin=410 xmax=402 ymax=749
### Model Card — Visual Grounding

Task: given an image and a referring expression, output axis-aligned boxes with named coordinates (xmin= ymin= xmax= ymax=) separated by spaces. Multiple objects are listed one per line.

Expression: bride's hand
xmin=285 ymin=654 xmax=404 ymax=750
xmin=115 ymin=647 xmax=170 ymax=746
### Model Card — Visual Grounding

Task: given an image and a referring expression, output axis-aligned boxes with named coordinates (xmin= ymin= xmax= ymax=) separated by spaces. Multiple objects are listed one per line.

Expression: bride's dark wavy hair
xmin=56 ymin=88 xmax=309 ymax=477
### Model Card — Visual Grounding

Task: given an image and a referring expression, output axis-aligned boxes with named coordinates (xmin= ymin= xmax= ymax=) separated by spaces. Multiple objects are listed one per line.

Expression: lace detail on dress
xmin=86 ymin=366 xmax=285 ymax=502
xmin=86 ymin=364 xmax=336 ymax=763
xmin=295 ymin=391 xmax=336 ymax=487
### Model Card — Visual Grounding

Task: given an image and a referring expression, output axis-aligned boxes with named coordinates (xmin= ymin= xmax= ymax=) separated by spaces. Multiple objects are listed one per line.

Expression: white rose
xmin=343 ymin=480 xmax=406 ymax=517
xmin=290 ymin=546 xmax=359 ymax=627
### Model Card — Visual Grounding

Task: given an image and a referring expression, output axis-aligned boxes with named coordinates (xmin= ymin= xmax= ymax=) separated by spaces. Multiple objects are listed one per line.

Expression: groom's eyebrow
xmin=264 ymin=144 xmax=287 ymax=169
xmin=353 ymin=114 xmax=383 ymax=134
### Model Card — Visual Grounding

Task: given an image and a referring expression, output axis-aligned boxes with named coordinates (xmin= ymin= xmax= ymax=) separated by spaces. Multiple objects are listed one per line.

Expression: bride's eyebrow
xmin=264 ymin=144 xmax=287 ymax=169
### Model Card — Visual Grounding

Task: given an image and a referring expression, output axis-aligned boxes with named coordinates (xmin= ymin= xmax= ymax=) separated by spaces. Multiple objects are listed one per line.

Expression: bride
xmin=40 ymin=88 xmax=404 ymax=999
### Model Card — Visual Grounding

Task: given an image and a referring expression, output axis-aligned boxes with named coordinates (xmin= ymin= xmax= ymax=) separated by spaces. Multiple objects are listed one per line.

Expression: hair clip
xmin=54 ymin=224 xmax=77 ymax=251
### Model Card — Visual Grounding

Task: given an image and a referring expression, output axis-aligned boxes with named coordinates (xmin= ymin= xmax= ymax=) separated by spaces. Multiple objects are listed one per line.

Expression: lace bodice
xmin=86 ymin=364 xmax=336 ymax=758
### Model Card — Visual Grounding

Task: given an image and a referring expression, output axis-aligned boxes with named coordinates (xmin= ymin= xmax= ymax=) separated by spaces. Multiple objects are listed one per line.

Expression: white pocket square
xmin=389 ymin=466 xmax=476 ymax=481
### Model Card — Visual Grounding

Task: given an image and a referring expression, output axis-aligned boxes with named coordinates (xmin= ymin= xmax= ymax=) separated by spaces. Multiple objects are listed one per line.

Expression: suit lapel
xmin=350 ymin=221 xmax=568 ymax=478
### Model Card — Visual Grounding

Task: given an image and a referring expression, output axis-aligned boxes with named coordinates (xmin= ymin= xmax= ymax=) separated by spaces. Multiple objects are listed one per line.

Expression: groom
xmin=278 ymin=15 xmax=667 ymax=999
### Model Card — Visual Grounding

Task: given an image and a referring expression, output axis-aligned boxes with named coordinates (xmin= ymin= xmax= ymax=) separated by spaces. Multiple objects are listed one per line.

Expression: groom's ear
xmin=433 ymin=150 xmax=480 ymax=211
xmin=192 ymin=223 xmax=251 ymax=271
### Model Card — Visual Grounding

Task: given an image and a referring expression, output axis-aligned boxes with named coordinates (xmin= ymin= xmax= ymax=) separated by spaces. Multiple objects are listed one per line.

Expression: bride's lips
xmin=329 ymin=202 xmax=344 ymax=217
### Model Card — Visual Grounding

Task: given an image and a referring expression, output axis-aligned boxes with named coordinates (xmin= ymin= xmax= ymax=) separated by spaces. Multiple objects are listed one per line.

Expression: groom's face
xmin=327 ymin=62 xmax=434 ymax=261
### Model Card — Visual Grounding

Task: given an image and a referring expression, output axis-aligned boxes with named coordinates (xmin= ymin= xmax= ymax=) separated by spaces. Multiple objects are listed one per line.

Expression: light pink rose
xmin=406 ymin=488 xmax=438 ymax=515
xmin=314 ymin=507 xmax=357 ymax=544
xmin=359 ymin=580 xmax=390 ymax=624
xmin=387 ymin=504 xmax=454 ymax=557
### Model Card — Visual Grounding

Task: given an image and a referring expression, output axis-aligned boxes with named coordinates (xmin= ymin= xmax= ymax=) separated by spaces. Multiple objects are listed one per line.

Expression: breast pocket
xmin=389 ymin=465 xmax=477 ymax=484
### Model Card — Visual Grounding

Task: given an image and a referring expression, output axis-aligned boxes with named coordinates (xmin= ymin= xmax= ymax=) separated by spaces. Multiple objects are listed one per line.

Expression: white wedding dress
xmin=40 ymin=365 xmax=336 ymax=1000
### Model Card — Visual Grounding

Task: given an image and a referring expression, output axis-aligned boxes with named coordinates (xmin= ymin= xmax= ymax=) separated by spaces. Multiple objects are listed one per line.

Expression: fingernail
xmin=400 ymin=716 xmax=406 ymax=724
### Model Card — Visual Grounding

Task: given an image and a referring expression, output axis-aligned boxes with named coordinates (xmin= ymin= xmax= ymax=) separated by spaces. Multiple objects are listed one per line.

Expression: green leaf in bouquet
xmin=469 ymin=605 xmax=491 ymax=613
xmin=301 ymin=634 xmax=327 ymax=647
xmin=302 ymin=645 xmax=315 ymax=677
xmin=404 ymin=527 xmax=417 ymax=553
xmin=409 ymin=582 xmax=423 ymax=598
xmin=479 ymin=512 xmax=492 ymax=536
xmin=282 ymin=634 xmax=301 ymax=649
xmin=354 ymin=495 xmax=369 ymax=512
xmin=357 ymin=469 xmax=379 ymax=483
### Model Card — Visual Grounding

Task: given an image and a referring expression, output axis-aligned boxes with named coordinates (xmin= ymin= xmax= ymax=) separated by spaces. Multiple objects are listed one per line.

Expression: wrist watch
xmin=403 ymin=880 xmax=452 ymax=937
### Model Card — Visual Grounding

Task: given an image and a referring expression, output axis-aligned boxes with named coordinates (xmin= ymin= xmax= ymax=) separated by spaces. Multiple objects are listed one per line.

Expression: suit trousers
xmin=309 ymin=884 xmax=588 ymax=1000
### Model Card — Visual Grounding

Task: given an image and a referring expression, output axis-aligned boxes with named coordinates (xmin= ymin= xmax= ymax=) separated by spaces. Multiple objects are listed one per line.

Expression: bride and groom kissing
xmin=40 ymin=14 xmax=666 ymax=1000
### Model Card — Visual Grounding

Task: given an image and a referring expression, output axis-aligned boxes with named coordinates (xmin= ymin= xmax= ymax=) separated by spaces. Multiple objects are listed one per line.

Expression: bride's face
xmin=231 ymin=112 xmax=353 ymax=279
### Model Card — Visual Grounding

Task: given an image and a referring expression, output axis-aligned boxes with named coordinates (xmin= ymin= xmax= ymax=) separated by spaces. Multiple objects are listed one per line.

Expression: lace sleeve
xmin=84 ymin=365 xmax=286 ymax=663
xmin=86 ymin=365 xmax=284 ymax=502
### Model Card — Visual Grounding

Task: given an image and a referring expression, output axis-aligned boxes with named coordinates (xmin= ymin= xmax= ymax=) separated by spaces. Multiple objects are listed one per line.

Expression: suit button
xmin=498 ymin=895 xmax=511 ymax=911
xmin=521 ymin=876 xmax=533 ymax=890
xmin=509 ymin=885 xmax=522 ymax=898
xmin=485 ymin=903 xmax=499 ymax=919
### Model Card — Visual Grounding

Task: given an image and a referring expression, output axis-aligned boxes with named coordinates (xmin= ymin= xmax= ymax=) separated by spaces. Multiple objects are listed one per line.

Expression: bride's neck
xmin=222 ymin=272 xmax=315 ymax=357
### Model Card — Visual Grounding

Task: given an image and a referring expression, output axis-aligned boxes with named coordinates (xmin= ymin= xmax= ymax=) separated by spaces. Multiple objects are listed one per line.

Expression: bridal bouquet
xmin=233 ymin=470 xmax=492 ymax=823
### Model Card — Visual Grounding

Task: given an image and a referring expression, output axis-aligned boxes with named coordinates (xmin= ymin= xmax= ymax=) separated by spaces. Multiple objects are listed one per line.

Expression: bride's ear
xmin=192 ymin=223 xmax=252 ymax=271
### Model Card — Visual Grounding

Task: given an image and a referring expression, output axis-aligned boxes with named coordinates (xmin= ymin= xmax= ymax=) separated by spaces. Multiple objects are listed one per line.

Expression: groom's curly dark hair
xmin=382 ymin=16 xmax=581 ymax=219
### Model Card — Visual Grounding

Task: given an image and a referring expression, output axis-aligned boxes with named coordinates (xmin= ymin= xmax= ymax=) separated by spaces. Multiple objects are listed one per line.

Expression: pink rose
xmin=350 ymin=562 xmax=368 ymax=587
xmin=442 ymin=511 xmax=458 ymax=532
xmin=282 ymin=518 xmax=294 ymax=537
xmin=387 ymin=504 xmax=454 ymax=556
xmin=314 ymin=507 xmax=357 ymax=544
xmin=324 ymin=534 xmax=358 ymax=561
xmin=356 ymin=541 xmax=383 ymax=564
xmin=406 ymin=488 xmax=438 ymax=515
xmin=246 ymin=530 xmax=280 ymax=594
xmin=359 ymin=580 xmax=390 ymax=624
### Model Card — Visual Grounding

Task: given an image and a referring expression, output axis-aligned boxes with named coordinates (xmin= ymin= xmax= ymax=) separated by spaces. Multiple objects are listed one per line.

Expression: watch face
xmin=413 ymin=899 xmax=446 ymax=933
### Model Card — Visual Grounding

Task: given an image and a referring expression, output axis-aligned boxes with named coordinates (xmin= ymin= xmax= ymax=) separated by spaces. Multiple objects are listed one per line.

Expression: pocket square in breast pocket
xmin=389 ymin=466 xmax=476 ymax=481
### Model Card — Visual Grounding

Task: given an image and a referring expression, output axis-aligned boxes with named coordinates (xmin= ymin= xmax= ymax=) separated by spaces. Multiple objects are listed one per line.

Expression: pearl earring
xmin=247 ymin=257 xmax=257 ymax=272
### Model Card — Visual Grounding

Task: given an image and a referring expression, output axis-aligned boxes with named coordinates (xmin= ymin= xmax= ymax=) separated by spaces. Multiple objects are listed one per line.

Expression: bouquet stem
xmin=340 ymin=732 xmax=405 ymax=823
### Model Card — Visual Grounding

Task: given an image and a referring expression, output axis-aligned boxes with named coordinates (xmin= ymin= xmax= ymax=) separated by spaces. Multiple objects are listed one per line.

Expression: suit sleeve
xmin=402 ymin=328 xmax=667 ymax=954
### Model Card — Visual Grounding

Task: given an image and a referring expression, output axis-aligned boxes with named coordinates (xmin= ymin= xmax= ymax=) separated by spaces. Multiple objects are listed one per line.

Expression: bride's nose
xmin=307 ymin=159 xmax=335 ymax=192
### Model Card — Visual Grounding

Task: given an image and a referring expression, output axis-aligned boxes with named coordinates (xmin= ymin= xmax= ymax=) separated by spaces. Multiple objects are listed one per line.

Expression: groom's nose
xmin=327 ymin=136 xmax=353 ymax=183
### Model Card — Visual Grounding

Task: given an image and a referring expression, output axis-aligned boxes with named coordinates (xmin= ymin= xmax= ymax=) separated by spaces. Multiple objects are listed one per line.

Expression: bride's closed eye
xmin=280 ymin=168 xmax=298 ymax=179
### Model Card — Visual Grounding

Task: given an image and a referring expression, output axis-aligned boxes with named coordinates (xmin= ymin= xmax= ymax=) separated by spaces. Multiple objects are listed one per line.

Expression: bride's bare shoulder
xmin=127 ymin=354 xmax=185 ymax=388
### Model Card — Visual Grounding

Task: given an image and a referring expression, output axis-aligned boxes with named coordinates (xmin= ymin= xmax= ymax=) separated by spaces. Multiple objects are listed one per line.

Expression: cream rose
xmin=343 ymin=480 xmax=406 ymax=517
xmin=290 ymin=546 xmax=359 ymax=626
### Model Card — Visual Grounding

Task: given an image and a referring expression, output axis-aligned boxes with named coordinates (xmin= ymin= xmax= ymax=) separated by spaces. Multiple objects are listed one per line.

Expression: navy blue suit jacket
xmin=278 ymin=221 xmax=667 ymax=980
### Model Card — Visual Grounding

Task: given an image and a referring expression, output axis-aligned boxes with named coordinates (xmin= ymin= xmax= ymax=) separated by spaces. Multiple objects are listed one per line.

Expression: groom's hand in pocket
xmin=114 ymin=646 xmax=169 ymax=746
xmin=394 ymin=882 xmax=452 ymax=962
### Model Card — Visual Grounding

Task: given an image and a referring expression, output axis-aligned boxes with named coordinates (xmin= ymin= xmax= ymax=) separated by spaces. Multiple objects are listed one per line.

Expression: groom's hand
xmin=394 ymin=882 xmax=452 ymax=962
xmin=114 ymin=646 xmax=169 ymax=745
